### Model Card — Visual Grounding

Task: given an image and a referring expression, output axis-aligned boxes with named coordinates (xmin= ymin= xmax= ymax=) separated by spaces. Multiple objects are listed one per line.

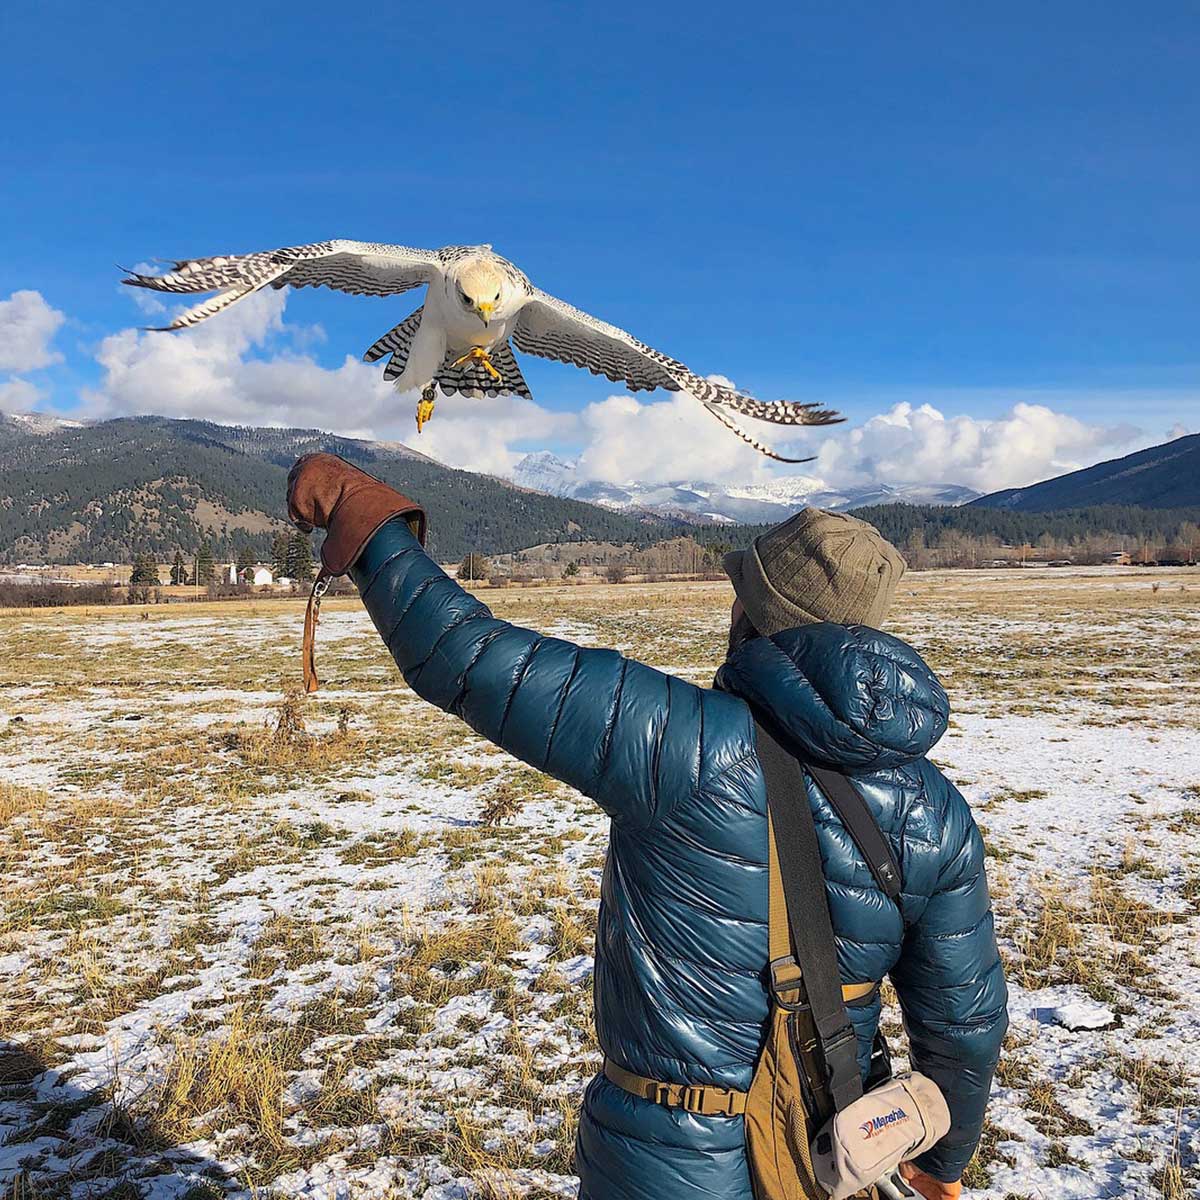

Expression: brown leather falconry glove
xmin=286 ymin=453 xmax=427 ymax=692
xmin=287 ymin=452 xmax=426 ymax=574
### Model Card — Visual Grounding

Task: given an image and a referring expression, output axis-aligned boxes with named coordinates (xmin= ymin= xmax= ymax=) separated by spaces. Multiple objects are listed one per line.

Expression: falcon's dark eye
xmin=493 ymin=291 xmax=500 ymax=301
xmin=460 ymin=292 xmax=472 ymax=305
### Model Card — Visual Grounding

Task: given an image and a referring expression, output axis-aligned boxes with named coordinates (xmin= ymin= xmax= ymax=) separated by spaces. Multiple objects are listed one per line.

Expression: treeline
xmin=850 ymin=504 xmax=1200 ymax=567
xmin=684 ymin=504 xmax=1200 ymax=569
xmin=0 ymin=581 xmax=121 ymax=608
xmin=850 ymin=503 xmax=1200 ymax=548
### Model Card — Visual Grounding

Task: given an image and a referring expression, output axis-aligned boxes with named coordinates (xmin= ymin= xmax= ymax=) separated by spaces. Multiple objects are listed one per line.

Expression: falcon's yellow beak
xmin=476 ymin=301 xmax=495 ymax=326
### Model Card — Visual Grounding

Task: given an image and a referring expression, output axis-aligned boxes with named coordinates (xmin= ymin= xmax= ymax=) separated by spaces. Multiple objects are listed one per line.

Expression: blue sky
xmin=1 ymin=2 xmax=1196 ymax=491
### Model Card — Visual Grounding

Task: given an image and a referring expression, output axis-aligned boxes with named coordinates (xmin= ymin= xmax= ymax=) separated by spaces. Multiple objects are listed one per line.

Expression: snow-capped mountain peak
xmin=511 ymin=451 xmax=578 ymax=495
xmin=1 ymin=410 xmax=86 ymax=435
xmin=508 ymin=453 xmax=978 ymax=522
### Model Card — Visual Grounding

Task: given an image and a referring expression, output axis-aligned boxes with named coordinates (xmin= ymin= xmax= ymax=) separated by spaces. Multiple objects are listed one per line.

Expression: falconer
xmin=287 ymin=453 xmax=1007 ymax=1200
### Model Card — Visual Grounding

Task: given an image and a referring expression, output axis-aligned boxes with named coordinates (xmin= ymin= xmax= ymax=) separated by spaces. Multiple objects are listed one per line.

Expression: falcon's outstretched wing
xmin=122 ymin=240 xmax=450 ymax=331
xmin=512 ymin=290 xmax=842 ymax=463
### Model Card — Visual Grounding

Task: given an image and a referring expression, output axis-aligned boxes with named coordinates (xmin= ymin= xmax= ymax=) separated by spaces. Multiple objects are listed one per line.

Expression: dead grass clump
xmin=338 ymin=828 xmax=421 ymax=866
xmin=1151 ymin=1150 xmax=1189 ymax=1200
xmin=479 ymin=782 xmax=525 ymax=826
xmin=1025 ymin=1080 xmax=1093 ymax=1138
xmin=244 ymin=913 xmax=328 ymax=978
xmin=548 ymin=906 xmax=595 ymax=960
xmin=0 ymin=782 xmax=49 ymax=823
xmin=961 ymin=1118 xmax=1015 ymax=1189
xmin=1090 ymin=871 xmax=1179 ymax=944
xmin=219 ymin=687 xmax=362 ymax=776
xmin=403 ymin=915 xmax=523 ymax=1003
xmin=149 ymin=1006 xmax=303 ymax=1160
xmin=478 ymin=767 xmax=559 ymax=826
xmin=1013 ymin=872 xmax=1177 ymax=1003
xmin=1116 ymin=1056 xmax=1193 ymax=1122
xmin=471 ymin=862 xmax=509 ymax=913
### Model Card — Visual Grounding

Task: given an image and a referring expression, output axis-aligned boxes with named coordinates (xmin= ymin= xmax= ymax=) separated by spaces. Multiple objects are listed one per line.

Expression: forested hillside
xmin=972 ymin=433 xmax=1200 ymax=511
xmin=0 ymin=415 xmax=678 ymax=564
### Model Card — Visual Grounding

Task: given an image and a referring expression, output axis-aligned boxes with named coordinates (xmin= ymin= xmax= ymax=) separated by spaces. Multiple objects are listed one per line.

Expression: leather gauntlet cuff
xmin=320 ymin=487 xmax=426 ymax=576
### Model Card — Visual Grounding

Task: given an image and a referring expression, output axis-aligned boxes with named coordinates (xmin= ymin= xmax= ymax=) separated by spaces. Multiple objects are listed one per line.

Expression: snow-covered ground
xmin=1 ymin=570 xmax=1197 ymax=1199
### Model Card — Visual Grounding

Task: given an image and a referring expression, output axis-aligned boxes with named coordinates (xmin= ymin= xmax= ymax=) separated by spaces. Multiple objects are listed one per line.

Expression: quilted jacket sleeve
xmin=889 ymin=771 xmax=1008 ymax=1183
xmin=349 ymin=517 xmax=708 ymax=831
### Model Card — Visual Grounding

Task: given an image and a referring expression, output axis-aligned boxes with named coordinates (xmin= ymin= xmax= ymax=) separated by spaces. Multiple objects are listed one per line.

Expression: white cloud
xmin=0 ymin=378 xmax=45 ymax=410
xmin=85 ymin=290 xmax=405 ymax=434
xmin=0 ymin=290 xmax=65 ymax=373
xmin=81 ymin=291 xmax=574 ymax=472
xmin=575 ymin=388 xmax=793 ymax=486
xmin=811 ymin=401 xmax=1141 ymax=494
xmin=413 ymin=395 xmax=576 ymax=476
xmin=567 ymin=391 xmax=1141 ymax=495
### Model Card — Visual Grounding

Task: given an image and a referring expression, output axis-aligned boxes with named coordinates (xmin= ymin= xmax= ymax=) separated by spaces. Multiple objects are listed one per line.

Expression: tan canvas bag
xmin=742 ymin=811 xmax=839 ymax=1199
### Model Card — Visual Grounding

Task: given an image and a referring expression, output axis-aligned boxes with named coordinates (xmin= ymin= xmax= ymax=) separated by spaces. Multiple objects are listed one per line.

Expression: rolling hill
xmin=973 ymin=433 xmax=1200 ymax=512
xmin=0 ymin=413 xmax=682 ymax=564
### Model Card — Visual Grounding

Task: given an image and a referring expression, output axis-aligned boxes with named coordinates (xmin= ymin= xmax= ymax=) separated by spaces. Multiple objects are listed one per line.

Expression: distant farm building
xmin=226 ymin=564 xmax=275 ymax=586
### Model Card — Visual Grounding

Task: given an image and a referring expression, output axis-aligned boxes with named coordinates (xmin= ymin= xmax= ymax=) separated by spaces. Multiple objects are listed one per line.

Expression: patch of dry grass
xmin=147 ymin=1006 xmax=303 ymax=1175
xmin=219 ymin=687 xmax=363 ymax=778
xmin=1011 ymin=870 xmax=1178 ymax=1004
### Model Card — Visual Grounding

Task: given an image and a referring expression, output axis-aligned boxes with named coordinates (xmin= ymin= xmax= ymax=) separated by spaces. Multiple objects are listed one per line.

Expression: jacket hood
xmin=715 ymin=622 xmax=949 ymax=772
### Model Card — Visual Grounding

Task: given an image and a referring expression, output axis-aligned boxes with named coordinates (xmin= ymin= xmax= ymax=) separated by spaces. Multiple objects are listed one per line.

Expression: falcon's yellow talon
xmin=452 ymin=346 xmax=503 ymax=382
xmin=416 ymin=393 xmax=435 ymax=433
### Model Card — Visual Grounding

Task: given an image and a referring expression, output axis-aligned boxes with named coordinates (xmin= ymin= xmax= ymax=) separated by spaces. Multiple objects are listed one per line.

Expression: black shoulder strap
xmin=805 ymin=763 xmax=902 ymax=900
xmin=755 ymin=722 xmax=863 ymax=1113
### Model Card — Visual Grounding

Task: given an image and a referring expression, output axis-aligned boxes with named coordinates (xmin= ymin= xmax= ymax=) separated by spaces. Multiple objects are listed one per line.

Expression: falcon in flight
xmin=122 ymin=241 xmax=842 ymax=461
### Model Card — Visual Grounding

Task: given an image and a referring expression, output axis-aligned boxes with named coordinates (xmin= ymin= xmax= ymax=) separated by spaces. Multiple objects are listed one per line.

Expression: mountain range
xmin=509 ymin=451 xmax=980 ymax=523
xmin=971 ymin=433 xmax=1200 ymax=511
xmin=2 ymin=411 xmax=1196 ymax=566
xmin=0 ymin=412 xmax=681 ymax=564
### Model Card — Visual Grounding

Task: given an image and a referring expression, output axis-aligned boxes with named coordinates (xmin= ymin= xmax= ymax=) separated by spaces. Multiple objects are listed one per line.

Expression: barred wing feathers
xmin=122 ymin=240 xmax=448 ymax=332
xmin=512 ymin=289 xmax=843 ymax=462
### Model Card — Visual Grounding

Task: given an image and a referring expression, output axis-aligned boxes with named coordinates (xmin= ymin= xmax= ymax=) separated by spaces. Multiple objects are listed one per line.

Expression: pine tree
xmin=288 ymin=531 xmax=315 ymax=583
xmin=236 ymin=544 xmax=255 ymax=574
xmin=271 ymin=531 xmax=290 ymax=578
xmin=170 ymin=549 xmax=187 ymax=586
xmin=195 ymin=540 xmax=215 ymax=585
xmin=129 ymin=550 xmax=158 ymax=586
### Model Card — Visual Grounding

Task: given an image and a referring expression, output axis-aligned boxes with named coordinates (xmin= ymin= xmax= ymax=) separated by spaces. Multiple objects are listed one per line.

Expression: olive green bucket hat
xmin=723 ymin=508 xmax=906 ymax=635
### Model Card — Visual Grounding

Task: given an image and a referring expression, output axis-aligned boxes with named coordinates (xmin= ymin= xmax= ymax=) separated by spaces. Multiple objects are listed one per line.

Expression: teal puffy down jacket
xmin=352 ymin=519 xmax=1007 ymax=1198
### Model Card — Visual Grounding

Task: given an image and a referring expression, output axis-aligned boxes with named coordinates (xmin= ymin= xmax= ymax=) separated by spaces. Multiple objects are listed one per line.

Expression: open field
xmin=2 ymin=567 xmax=1198 ymax=1199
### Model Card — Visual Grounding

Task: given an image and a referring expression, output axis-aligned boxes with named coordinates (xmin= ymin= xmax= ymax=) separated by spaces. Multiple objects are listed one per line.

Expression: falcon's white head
xmin=446 ymin=256 xmax=519 ymax=327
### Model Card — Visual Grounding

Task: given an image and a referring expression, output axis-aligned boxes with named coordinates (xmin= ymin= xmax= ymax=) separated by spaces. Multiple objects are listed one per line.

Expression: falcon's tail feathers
xmin=699 ymin=401 xmax=817 ymax=464
xmin=434 ymin=341 xmax=532 ymax=399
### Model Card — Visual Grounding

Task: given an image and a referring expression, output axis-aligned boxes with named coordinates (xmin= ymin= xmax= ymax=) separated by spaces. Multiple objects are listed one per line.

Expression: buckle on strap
xmin=605 ymin=1059 xmax=746 ymax=1117
xmin=769 ymin=956 xmax=809 ymax=1013
xmin=820 ymin=1022 xmax=863 ymax=1107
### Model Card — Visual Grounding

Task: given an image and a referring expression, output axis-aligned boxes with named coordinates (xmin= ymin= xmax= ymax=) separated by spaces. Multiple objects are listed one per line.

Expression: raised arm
xmin=890 ymin=773 xmax=1008 ymax=1184
xmin=285 ymin=452 xmax=710 ymax=832
xmin=349 ymin=517 xmax=708 ymax=830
